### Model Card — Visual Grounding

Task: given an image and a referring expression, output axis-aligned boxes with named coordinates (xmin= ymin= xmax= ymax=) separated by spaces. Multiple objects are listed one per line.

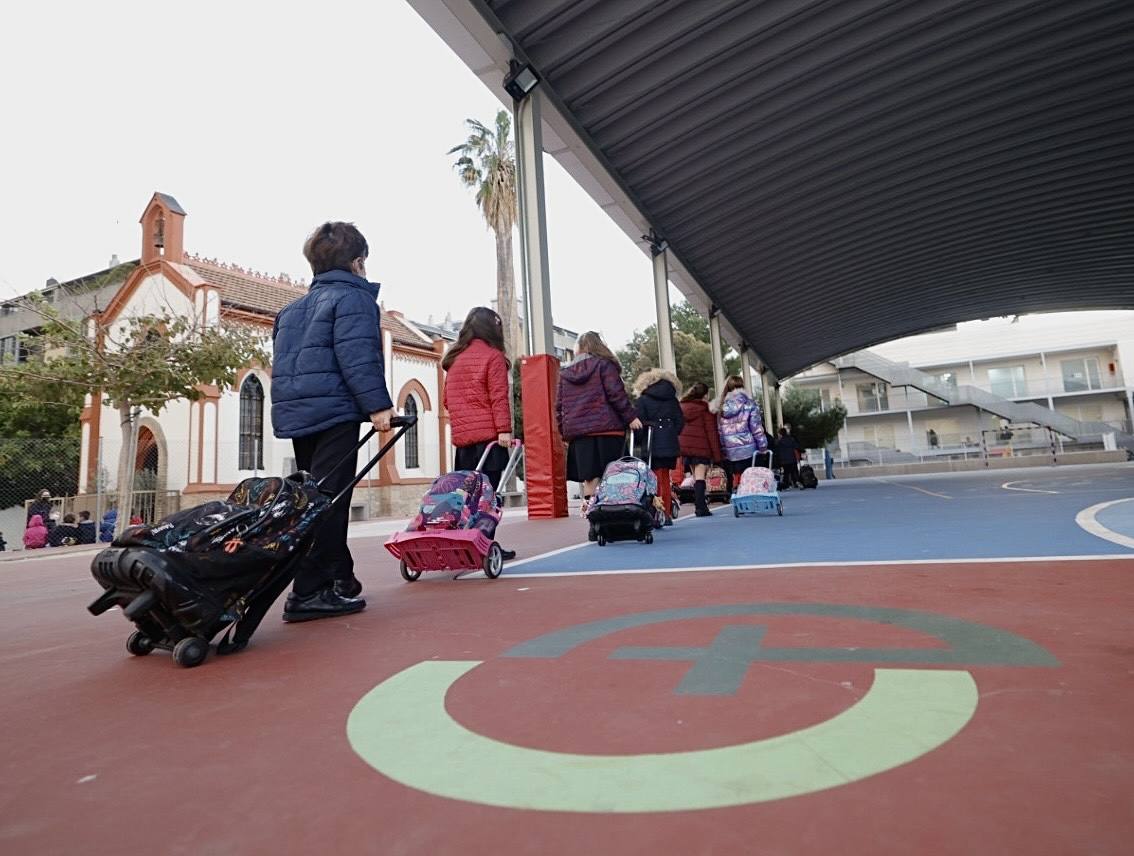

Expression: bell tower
xmin=139 ymin=192 xmax=186 ymax=264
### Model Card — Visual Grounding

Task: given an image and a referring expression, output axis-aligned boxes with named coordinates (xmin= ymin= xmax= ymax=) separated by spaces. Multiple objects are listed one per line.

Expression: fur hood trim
xmin=632 ymin=368 xmax=681 ymax=396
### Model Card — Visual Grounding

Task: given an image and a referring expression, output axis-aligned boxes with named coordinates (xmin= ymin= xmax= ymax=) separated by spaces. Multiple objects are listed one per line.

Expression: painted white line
xmin=872 ymin=478 xmax=951 ymax=499
xmin=1001 ymin=480 xmax=1059 ymax=495
xmin=1074 ymin=498 xmax=1134 ymax=550
xmin=505 ymin=506 xmax=727 ymax=570
xmin=504 ymin=554 xmax=1134 ymax=579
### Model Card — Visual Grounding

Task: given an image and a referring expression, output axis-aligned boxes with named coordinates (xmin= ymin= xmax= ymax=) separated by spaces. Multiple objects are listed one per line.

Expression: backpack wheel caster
xmin=126 ymin=631 xmax=154 ymax=657
xmin=172 ymin=637 xmax=208 ymax=668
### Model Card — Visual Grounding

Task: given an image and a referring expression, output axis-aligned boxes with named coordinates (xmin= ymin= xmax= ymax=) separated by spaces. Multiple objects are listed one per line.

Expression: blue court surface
xmin=506 ymin=464 xmax=1134 ymax=575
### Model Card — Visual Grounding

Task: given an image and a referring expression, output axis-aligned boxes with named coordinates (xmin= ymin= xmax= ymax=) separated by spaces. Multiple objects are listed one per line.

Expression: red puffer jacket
xmin=679 ymin=399 xmax=722 ymax=461
xmin=444 ymin=339 xmax=512 ymax=447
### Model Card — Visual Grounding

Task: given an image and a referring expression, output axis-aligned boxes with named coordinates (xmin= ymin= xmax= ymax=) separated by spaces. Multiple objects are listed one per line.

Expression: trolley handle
xmin=627 ymin=425 xmax=654 ymax=468
xmin=321 ymin=415 xmax=418 ymax=504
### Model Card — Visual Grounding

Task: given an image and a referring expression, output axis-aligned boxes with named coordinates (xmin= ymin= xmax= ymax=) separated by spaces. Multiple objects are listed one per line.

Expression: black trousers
xmin=781 ymin=460 xmax=800 ymax=488
xmin=292 ymin=422 xmax=361 ymax=596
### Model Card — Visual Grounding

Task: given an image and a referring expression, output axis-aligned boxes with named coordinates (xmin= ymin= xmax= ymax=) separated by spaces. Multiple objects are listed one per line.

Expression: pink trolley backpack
xmin=385 ymin=441 xmax=524 ymax=581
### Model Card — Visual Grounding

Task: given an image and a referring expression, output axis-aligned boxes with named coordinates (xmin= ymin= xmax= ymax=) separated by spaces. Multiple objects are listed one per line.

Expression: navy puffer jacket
xmin=271 ymin=270 xmax=394 ymax=439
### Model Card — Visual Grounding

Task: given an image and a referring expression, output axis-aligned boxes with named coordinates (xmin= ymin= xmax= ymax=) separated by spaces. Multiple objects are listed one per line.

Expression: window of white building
xmin=856 ymin=382 xmax=889 ymax=413
xmin=403 ymin=396 xmax=419 ymax=470
xmin=238 ymin=375 xmax=264 ymax=470
xmin=1060 ymin=357 xmax=1101 ymax=393
xmin=988 ymin=365 xmax=1026 ymax=398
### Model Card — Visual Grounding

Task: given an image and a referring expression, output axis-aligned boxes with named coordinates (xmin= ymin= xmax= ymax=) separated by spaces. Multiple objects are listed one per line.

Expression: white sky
xmin=0 ymin=0 xmax=661 ymax=348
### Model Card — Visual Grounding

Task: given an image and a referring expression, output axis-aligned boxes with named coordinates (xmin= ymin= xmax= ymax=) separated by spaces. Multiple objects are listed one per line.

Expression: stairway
xmin=831 ymin=350 xmax=1134 ymax=452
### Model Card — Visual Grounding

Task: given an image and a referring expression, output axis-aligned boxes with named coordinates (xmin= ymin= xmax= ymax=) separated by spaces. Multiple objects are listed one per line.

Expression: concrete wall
xmin=835 ymin=449 xmax=1129 ymax=478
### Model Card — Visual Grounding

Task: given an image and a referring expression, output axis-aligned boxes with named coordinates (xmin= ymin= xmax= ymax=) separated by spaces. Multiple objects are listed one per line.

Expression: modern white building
xmin=791 ymin=311 xmax=1134 ymax=465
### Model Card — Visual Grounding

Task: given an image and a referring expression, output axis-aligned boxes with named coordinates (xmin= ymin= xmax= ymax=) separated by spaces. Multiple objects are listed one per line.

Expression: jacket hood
xmin=28 ymin=515 xmax=44 ymax=527
xmin=309 ymin=270 xmax=381 ymax=300
xmin=713 ymin=388 xmax=754 ymax=417
xmin=561 ymin=353 xmax=608 ymax=385
xmin=632 ymin=368 xmax=680 ymax=397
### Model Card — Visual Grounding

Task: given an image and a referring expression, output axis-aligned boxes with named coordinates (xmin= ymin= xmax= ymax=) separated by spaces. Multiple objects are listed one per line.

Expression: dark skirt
xmin=651 ymin=456 xmax=677 ymax=471
xmin=455 ymin=442 xmax=509 ymax=490
xmin=567 ymin=435 xmax=626 ymax=483
xmin=684 ymin=456 xmax=713 ymax=470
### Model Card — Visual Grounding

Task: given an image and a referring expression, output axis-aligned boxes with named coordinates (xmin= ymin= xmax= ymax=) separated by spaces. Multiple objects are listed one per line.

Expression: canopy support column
xmin=650 ymin=236 xmax=676 ymax=374
xmin=740 ymin=346 xmax=753 ymax=395
xmin=514 ymin=86 xmax=566 ymax=518
xmin=708 ymin=307 xmax=726 ymax=397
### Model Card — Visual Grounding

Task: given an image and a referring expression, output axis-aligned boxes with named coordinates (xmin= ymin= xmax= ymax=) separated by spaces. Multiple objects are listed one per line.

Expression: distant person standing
xmin=928 ymin=428 xmax=940 ymax=448
xmin=27 ymin=489 xmax=52 ymax=524
xmin=824 ymin=447 xmax=836 ymax=480
xmin=678 ymin=382 xmax=722 ymax=517
xmin=271 ymin=221 xmax=395 ymax=622
xmin=557 ymin=332 xmax=641 ymax=514
xmin=776 ymin=428 xmax=803 ymax=489
xmin=0 ymin=531 xmax=7 ymax=552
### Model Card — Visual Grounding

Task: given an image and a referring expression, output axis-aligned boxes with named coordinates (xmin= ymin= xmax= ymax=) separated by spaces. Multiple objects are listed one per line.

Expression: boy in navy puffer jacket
xmin=271 ymin=222 xmax=395 ymax=623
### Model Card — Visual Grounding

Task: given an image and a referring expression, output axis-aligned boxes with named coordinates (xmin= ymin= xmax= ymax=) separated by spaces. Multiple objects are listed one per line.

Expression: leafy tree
xmin=617 ymin=300 xmax=739 ymax=394
xmin=0 ymin=389 xmax=84 ymax=514
xmin=0 ymin=300 xmax=267 ymax=535
xmin=449 ymin=111 xmax=523 ymax=359
xmin=781 ymin=386 xmax=847 ymax=449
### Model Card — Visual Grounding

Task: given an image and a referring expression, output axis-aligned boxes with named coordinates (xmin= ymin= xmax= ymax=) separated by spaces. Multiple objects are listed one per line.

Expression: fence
xmin=0 ymin=436 xmax=183 ymax=553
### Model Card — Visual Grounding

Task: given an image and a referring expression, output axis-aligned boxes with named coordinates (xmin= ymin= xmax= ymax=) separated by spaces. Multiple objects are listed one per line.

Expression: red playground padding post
xmin=521 ymin=354 xmax=568 ymax=519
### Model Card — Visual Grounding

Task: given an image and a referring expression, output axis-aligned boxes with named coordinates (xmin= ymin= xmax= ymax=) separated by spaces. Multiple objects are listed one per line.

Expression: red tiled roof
xmin=182 ymin=253 xmax=432 ymax=349
xmin=184 ymin=254 xmax=307 ymax=316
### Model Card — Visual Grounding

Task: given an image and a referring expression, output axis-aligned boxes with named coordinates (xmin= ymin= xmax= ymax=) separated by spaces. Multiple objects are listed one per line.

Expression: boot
xmin=694 ymin=480 xmax=712 ymax=517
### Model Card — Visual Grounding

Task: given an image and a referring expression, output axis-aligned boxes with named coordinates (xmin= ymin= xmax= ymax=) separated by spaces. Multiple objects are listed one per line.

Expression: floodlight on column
xmin=504 ymin=62 xmax=540 ymax=100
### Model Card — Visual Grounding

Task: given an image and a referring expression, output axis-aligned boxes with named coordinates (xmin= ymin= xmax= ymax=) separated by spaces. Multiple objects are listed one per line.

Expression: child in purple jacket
xmin=711 ymin=375 xmax=769 ymax=495
xmin=556 ymin=331 xmax=642 ymax=512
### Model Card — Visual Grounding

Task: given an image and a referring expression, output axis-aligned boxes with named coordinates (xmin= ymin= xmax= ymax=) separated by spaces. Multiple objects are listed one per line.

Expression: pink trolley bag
xmin=385 ymin=441 xmax=524 ymax=581
xmin=731 ymin=451 xmax=783 ymax=517
xmin=587 ymin=428 xmax=663 ymax=546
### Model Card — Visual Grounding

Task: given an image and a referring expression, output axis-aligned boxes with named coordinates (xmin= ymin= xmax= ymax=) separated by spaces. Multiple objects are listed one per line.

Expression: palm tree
xmin=449 ymin=110 xmax=523 ymax=357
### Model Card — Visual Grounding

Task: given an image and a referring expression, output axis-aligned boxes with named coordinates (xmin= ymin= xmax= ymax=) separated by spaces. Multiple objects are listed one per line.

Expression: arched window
xmin=404 ymin=395 xmax=419 ymax=469
xmin=239 ymin=375 xmax=264 ymax=470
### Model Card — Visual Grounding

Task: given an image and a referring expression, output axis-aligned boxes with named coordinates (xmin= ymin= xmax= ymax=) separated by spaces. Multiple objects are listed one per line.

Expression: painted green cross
xmin=611 ymin=625 xmax=769 ymax=695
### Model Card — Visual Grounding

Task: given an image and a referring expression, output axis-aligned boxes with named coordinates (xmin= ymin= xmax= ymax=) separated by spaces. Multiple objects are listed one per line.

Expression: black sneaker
xmin=333 ymin=577 xmax=363 ymax=599
xmin=283 ymin=588 xmax=366 ymax=623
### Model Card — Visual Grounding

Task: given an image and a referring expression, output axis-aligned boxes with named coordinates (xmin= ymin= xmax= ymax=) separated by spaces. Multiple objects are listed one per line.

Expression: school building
xmin=790 ymin=312 xmax=1134 ymax=466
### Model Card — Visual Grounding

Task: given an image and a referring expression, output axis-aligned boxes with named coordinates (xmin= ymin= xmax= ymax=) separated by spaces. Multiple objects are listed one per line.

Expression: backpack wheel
xmin=597 ymin=534 xmax=607 ymax=547
xmin=484 ymin=542 xmax=504 ymax=579
xmin=126 ymin=630 xmax=154 ymax=657
xmin=172 ymin=637 xmax=208 ymax=669
xmin=644 ymin=532 xmax=654 ymax=545
xmin=400 ymin=560 xmax=421 ymax=582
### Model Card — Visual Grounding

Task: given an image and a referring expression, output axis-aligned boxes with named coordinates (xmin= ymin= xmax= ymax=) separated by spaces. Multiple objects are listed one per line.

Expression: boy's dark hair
xmin=79 ymin=510 xmax=91 ymax=520
xmin=63 ymin=513 xmax=76 ymax=524
xmin=303 ymin=222 xmax=368 ymax=275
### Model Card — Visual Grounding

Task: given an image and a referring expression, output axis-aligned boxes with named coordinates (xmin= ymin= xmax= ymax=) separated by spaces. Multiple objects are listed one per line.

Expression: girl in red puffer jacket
xmin=442 ymin=307 xmax=516 ymax=559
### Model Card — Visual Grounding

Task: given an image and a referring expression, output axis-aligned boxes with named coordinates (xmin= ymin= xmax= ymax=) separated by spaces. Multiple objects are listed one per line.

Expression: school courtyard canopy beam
xmin=409 ymin=0 xmax=1134 ymax=380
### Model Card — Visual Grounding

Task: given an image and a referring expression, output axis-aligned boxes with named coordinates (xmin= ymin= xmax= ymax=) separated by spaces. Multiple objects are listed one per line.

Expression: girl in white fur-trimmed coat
xmin=632 ymin=368 xmax=685 ymax=525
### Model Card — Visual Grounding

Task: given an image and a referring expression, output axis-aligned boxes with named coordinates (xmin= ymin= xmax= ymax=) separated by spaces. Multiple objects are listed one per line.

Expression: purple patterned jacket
xmin=556 ymin=355 xmax=638 ymax=440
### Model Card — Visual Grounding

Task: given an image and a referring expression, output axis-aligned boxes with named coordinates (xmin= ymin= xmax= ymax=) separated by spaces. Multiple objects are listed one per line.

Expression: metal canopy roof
xmin=413 ymin=0 xmax=1134 ymax=378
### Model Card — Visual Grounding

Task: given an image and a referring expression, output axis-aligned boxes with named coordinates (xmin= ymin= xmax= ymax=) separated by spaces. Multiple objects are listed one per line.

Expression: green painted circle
xmin=346 ymin=661 xmax=977 ymax=812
